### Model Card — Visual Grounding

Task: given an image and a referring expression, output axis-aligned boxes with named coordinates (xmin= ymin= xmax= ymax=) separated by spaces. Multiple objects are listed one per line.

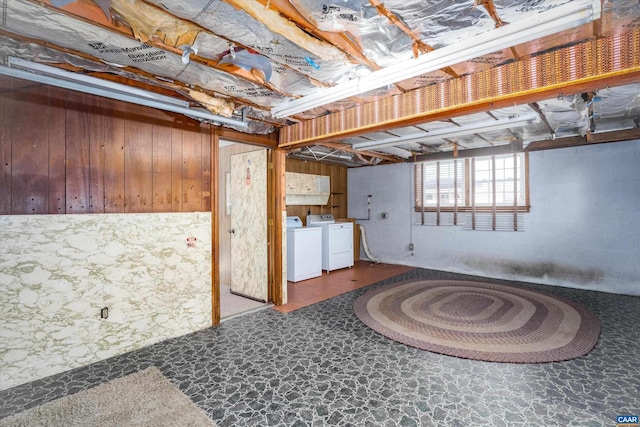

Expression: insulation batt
xmin=143 ymin=0 xmax=361 ymax=85
xmin=4 ymin=0 xmax=286 ymax=108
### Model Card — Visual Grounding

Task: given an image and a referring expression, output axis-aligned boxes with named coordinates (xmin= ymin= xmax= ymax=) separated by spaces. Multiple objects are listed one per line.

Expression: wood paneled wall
xmin=0 ymin=76 xmax=211 ymax=215
xmin=285 ymin=158 xmax=348 ymax=222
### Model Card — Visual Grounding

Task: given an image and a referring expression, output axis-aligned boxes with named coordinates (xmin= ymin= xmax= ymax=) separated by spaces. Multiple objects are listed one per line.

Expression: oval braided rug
xmin=354 ymin=279 xmax=601 ymax=363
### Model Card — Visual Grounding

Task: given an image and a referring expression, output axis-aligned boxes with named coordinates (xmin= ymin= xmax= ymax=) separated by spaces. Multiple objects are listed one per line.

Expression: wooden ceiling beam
xmin=1 ymin=24 xmax=276 ymax=123
xmin=528 ymin=102 xmax=554 ymax=134
xmin=0 ymin=28 xmax=190 ymax=100
xmin=411 ymin=126 xmax=640 ymax=161
xmin=34 ymin=0 xmax=131 ymax=35
xmin=414 ymin=140 xmax=523 ymax=162
xmin=215 ymin=127 xmax=278 ymax=148
xmin=368 ymin=0 xmax=459 ymax=80
xmin=368 ymin=0 xmax=430 ymax=57
xmin=319 ymin=142 xmax=403 ymax=163
xmin=109 ymin=0 xmax=297 ymax=94
xmin=478 ymin=0 xmax=506 ymax=28
xmin=255 ymin=0 xmax=380 ymax=70
xmin=278 ymin=30 xmax=640 ymax=149
xmin=526 ymin=127 xmax=640 ymax=152
xmin=37 ymin=0 xmax=325 ymax=102
xmin=223 ymin=0 xmax=353 ymax=64
xmin=280 ymin=68 xmax=640 ymax=149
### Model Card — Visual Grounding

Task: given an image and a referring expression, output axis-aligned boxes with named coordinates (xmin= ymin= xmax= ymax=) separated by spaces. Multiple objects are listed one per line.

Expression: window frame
xmin=414 ymin=152 xmax=530 ymax=228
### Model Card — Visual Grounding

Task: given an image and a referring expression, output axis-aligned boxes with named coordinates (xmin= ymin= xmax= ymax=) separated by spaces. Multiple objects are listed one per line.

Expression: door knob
xmin=229 ymin=229 xmax=235 ymax=234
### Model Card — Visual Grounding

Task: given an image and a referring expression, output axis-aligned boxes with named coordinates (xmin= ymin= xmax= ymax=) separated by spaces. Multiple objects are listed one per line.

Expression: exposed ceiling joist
xmin=526 ymin=127 xmax=640 ymax=151
xmin=2 ymin=0 xmax=640 ymax=166
xmin=278 ymin=30 xmax=640 ymax=149
xmin=320 ymin=142 xmax=403 ymax=163
xmin=223 ymin=0 xmax=354 ymax=64
xmin=271 ymin=0 xmax=602 ymax=119
xmin=254 ymin=0 xmax=381 ymax=70
xmin=414 ymin=140 xmax=524 ymax=161
xmin=368 ymin=0 xmax=431 ymax=57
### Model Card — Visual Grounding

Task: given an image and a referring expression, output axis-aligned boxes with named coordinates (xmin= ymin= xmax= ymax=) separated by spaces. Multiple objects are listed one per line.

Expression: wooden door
xmin=229 ymin=149 xmax=268 ymax=301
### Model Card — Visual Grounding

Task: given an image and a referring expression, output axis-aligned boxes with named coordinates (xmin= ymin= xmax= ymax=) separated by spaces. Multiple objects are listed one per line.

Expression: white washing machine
xmin=286 ymin=216 xmax=323 ymax=282
xmin=307 ymin=214 xmax=354 ymax=272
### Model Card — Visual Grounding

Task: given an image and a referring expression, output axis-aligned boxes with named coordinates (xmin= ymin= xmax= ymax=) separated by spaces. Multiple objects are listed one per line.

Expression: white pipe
xmin=354 ymin=194 xmax=371 ymax=221
xmin=359 ymin=224 xmax=381 ymax=264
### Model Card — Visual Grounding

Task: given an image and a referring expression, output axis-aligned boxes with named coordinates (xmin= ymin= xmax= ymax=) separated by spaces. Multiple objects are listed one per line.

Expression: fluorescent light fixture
xmin=351 ymin=131 xmax=429 ymax=150
xmin=9 ymin=57 xmax=190 ymax=107
xmin=370 ymin=146 xmax=413 ymax=159
xmin=1 ymin=57 xmax=248 ymax=129
xmin=352 ymin=114 xmax=540 ymax=151
xmin=271 ymin=0 xmax=601 ymax=118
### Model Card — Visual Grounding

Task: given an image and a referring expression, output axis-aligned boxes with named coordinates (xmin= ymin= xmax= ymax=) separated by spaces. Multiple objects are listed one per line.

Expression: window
xmin=414 ymin=153 xmax=529 ymax=230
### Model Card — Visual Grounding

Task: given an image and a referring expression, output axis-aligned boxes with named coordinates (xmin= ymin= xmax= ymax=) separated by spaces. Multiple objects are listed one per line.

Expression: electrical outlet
xmin=409 ymin=243 xmax=414 ymax=251
xmin=100 ymin=307 xmax=109 ymax=319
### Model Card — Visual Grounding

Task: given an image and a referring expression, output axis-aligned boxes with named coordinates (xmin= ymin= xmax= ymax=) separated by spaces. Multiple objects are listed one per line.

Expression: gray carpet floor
xmin=0 ymin=367 xmax=215 ymax=426
xmin=220 ymin=284 xmax=268 ymax=319
xmin=1 ymin=268 xmax=639 ymax=426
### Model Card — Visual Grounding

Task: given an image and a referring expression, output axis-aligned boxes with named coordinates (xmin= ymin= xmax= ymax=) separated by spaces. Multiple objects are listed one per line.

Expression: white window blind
xmin=415 ymin=153 xmax=529 ymax=230
xmin=415 ymin=159 xmax=465 ymax=226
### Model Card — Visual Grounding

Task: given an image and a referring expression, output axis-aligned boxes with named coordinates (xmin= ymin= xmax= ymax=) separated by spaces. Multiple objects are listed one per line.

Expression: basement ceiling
xmin=1 ymin=0 xmax=639 ymax=166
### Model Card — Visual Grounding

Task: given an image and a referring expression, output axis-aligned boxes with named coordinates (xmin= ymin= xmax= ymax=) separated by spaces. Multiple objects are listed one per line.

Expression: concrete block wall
xmin=348 ymin=139 xmax=640 ymax=296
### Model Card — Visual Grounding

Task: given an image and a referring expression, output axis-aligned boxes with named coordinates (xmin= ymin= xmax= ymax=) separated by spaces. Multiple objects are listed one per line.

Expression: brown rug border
xmin=354 ymin=279 xmax=601 ymax=363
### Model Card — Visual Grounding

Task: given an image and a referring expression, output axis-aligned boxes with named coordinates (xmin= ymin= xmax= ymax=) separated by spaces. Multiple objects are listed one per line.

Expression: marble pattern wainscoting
xmin=0 ymin=212 xmax=212 ymax=391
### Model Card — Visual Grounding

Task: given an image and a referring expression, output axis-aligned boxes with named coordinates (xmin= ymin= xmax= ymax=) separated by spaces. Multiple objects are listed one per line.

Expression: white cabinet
xmin=285 ymin=172 xmax=330 ymax=205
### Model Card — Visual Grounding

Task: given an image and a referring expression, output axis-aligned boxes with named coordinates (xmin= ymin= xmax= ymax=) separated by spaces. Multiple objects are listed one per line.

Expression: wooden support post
xmin=271 ymin=148 xmax=287 ymax=305
xmin=211 ymin=129 xmax=220 ymax=326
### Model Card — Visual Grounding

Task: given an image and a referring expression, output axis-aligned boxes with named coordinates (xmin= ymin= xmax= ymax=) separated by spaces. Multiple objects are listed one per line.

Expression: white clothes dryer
xmin=307 ymin=214 xmax=354 ymax=272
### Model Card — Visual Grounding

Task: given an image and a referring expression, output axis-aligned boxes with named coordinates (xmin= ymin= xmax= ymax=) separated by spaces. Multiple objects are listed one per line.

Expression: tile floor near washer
xmin=1 ymin=268 xmax=639 ymax=426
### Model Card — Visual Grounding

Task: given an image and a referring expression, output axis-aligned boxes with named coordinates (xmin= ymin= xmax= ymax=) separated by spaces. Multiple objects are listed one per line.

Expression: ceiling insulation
xmin=144 ymin=0 xmax=361 ymax=82
xmin=111 ymin=0 xmax=201 ymax=48
xmin=0 ymin=0 xmax=639 ymax=166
